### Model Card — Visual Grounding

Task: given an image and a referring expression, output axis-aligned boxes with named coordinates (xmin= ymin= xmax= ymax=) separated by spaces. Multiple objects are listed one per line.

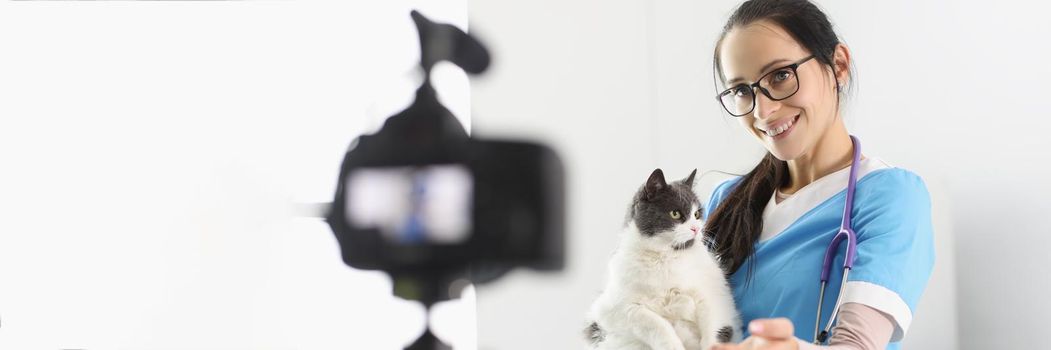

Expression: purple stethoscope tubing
xmin=812 ymin=135 xmax=861 ymax=344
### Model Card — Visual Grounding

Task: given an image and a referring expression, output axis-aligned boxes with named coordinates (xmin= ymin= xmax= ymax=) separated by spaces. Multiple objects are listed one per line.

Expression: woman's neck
xmin=783 ymin=118 xmax=857 ymax=195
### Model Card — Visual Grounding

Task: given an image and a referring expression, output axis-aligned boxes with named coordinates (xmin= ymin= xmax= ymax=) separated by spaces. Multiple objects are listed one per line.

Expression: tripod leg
xmin=406 ymin=327 xmax=453 ymax=350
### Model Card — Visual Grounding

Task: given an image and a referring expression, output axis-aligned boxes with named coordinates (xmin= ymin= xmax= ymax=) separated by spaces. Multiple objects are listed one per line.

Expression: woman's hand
xmin=711 ymin=318 xmax=801 ymax=350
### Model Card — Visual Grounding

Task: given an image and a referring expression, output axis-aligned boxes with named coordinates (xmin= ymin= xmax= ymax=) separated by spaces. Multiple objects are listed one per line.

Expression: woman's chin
xmin=754 ymin=133 xmax=802 ymax=161
xmin=767 ymin=144 xmax=802 ymax=161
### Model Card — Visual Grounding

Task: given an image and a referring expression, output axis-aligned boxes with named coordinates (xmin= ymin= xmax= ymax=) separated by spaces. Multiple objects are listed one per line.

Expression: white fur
xmin=587 ymin=204 xmax=741 ymax=350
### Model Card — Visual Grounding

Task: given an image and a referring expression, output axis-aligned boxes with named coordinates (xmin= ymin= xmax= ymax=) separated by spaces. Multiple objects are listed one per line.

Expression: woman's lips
xmin=760 ymin=114 xmax=799 ymax=140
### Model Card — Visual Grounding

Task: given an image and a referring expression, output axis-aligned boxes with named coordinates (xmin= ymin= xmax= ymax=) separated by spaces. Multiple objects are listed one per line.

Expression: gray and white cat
xmin=585 ymin=169 xmax=741 ymax=350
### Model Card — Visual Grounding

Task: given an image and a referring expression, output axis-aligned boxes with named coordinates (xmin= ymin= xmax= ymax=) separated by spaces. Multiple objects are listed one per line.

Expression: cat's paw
xmin=716 ymin=325 xmax=735 ymax=343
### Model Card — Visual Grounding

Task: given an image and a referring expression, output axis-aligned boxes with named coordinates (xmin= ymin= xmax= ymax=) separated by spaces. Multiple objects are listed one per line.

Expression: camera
xmin=324 ymin=10 xmax=565 ymax=349
xmin=326 ymin=106 xmax=565 ymax=280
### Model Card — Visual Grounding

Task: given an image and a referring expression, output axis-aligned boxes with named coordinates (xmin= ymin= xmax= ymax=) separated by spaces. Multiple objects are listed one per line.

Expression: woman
xmin=702 ymin=1 xmax=935 ymax=349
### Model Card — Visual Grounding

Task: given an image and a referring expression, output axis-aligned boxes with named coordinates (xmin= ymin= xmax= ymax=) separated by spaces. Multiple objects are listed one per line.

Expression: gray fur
xmin=717 ymin=325 xmax=734 ymax=343
xmin=673 ymin=238 xmax=696 ymax=251
xmin=626 ymin=169 xmax=702 ymax=237
xmin=585 ymin=321 xmax=605 ymax=346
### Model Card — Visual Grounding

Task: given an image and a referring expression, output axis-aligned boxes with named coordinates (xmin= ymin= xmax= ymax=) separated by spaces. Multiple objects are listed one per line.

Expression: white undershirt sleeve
xmin=839 ymin=281 xmax=913 ymax=341
xmin=795 ymin=302 xmax=895 ymax=350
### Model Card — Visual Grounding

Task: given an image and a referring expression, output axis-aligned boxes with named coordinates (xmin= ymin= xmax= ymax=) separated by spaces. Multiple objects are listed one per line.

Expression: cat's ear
xmin=644 ymin=168 xmax=667 ymax=201
xmin=683 ymin=169 xmax=697 ymax=188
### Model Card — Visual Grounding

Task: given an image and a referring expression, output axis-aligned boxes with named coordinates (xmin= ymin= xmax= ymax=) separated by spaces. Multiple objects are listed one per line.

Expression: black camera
xmin=326 ymin=96 xmax=565 ymax=280
xmin=324 ymin=11 xmax=565 ymax=350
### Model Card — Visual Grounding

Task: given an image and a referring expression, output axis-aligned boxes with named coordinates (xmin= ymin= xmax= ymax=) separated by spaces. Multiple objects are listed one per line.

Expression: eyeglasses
xmin=716 ymin=55 xmax=816 ymax=117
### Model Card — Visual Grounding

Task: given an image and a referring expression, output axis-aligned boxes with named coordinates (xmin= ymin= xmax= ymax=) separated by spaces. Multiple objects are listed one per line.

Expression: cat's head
xmin=626 ymin=168 xmax=703 ymax=251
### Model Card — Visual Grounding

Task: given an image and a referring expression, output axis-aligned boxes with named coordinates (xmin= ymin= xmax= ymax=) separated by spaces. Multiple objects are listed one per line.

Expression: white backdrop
xmin=0 ymin=1 xmax=476 ymax=349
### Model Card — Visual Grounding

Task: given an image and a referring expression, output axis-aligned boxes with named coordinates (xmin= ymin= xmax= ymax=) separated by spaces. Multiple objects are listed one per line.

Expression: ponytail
xmin=704 ymin=152 xmax=788 ymax=279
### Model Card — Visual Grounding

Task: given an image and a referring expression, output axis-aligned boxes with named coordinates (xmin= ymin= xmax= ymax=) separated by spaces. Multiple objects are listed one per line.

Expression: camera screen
xmin=344 ymin=165 xmax=473 ymax=244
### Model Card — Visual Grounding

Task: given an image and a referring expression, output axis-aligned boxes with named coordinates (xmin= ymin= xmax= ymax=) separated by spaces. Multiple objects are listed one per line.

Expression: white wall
xmin=468 ymin=1 xmax=1051 ymax=349
xmin=0 ymin=1 xmax=477 ymax=349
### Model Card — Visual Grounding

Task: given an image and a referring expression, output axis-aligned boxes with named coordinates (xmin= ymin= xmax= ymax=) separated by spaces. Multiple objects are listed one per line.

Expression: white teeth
xmin=762 ymin=117 xmax=795 ymax=137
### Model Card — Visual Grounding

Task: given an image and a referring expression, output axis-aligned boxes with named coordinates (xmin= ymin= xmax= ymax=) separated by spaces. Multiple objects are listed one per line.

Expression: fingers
xmin=748 ymin=318 xmax=795 ymax=340
xmin=711 ymin=338 xmax=794 ymax=350
xmin=711 ymin=318 xmax=798 ymax=350
xmin=711 ymin=337 xmax=751 ymax=350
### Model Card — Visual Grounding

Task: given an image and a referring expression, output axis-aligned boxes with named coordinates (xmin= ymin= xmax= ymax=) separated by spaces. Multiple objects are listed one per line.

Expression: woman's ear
xmin=832 ymin=43 xmax=851 ymax=88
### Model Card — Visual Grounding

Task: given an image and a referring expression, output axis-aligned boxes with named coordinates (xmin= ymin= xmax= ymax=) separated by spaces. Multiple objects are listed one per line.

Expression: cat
xmin=585 ymin=168 xmax=741 ymax=350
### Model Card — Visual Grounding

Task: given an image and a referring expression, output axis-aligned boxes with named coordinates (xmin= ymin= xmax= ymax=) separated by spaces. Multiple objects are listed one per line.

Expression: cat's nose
xmin=690 ymin=226 xmax=699 ymax=234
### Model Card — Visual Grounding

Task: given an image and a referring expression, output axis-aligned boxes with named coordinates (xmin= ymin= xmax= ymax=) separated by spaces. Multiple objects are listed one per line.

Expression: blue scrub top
xmin=704 ymin=165 xmax=935 ymax=349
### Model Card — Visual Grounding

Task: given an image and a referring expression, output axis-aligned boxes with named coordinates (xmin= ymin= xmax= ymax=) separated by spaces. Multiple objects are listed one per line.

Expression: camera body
xmin=325 ymin=85 xmax=564 ymax=286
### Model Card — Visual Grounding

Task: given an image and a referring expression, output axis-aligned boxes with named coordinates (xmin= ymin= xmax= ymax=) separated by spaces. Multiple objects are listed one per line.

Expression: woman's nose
xmin=753 ymin=89 xmax=781 ymax=120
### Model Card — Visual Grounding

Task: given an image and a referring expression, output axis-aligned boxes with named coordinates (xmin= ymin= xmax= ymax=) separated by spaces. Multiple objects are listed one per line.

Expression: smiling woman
xmin=703 ymin=1 xmax=934 ymax=350
xmin=715 ymin=20 xmax=853 ymax=172
xmin=708 ymin=0 xmax=859 ymax=293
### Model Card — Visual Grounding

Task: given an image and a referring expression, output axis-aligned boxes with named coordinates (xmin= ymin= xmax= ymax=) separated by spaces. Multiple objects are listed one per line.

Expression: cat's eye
xmin=694 ymin=210 xmax=702 ymax=219
xmin=669 ymin=210 xmax=682 ymax=220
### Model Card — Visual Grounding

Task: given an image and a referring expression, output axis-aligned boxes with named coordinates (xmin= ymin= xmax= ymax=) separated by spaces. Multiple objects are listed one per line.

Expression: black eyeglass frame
xmin=716 ymin=55 xmax=816 ymax=117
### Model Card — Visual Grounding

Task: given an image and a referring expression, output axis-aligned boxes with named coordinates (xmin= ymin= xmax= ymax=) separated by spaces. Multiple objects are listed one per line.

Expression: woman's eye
xmin=772 ymin=69 xmax=793 ymax=83
xmin=732 ymin=86 xmax=750 ymax=97
xmin=694 ymin=210 xmax=702 ymax=219
xmin=669 ymin=210 xmax=682 ymax=220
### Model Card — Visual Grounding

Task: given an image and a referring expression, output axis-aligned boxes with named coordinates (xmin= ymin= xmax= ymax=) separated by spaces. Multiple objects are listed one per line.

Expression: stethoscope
xmin=812 ymin=135 xmax=861 ymax=344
